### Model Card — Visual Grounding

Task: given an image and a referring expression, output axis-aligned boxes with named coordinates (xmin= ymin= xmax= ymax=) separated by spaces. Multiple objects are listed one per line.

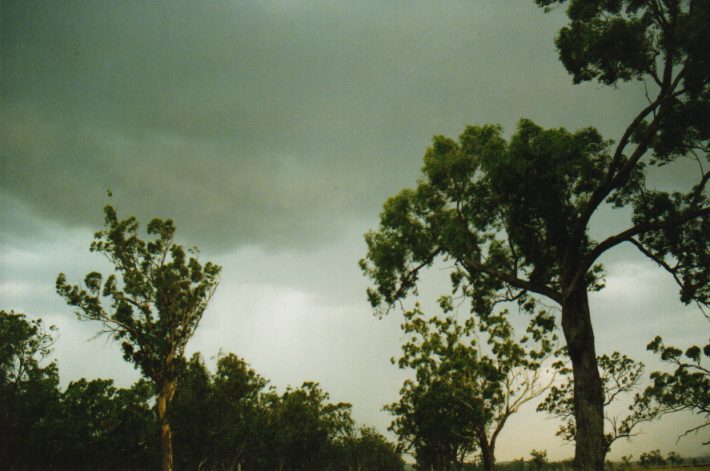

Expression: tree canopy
xmin=362 ymin=1 xmax=709 ymax=468
xmin=0 ymin=311 xmax=404 ymax=470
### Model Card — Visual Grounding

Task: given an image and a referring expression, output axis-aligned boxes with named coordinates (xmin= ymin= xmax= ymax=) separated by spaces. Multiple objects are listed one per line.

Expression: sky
xmin=1 ymin=0 xmax=707 ymax=462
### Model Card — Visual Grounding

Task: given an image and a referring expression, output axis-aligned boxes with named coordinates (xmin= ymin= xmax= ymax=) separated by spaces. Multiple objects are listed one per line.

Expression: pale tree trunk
xmin=561 ymin=288 xmax=605 ymax=471
xmin=158 ymin=378 xmax=177 ymax=471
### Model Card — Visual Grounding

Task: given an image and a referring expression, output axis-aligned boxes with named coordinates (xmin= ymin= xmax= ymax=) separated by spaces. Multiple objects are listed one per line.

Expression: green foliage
xmin=0 ymin=311 xmax=159 ymax=470
xmin=56 ymin=204 xmax=222 ymax=388
xmin=0 ymin=311 xmax=61 ymax=469
xmin=388 ymin=305 xmax=558 ymax=470
xmin=538 ymin=352 xmax=657 ymax=454
xmin=361 ymin=120 xmax=615 ymax=314
xmin=1 ymin=315 xmax=403 ymax=470
xmin=170 ymin=352 xmax=401 ymax=471
xmin=640 ymin=336 xmax=710 ymax=444
xmin=267 ymin=381 xmax=355 ymax=470
xmin=363 ymin=1 xmax=709 ymax=467
xmin=56 ymin=204 xmax=221 ymax=470
xmin=56 ymin=378 xmax=159 ymax=470
xmin=333 ymin=426 xmax=406 ymax=471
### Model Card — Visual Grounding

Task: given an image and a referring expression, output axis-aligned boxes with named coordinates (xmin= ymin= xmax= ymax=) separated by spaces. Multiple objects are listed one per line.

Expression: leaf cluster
xmin=641 ymin=336 xmax=710 ymax=444
xmin=361 ymin=120 xmax=614 ymax=315
xmin=56 ymin=204 xmax=221 ymax=387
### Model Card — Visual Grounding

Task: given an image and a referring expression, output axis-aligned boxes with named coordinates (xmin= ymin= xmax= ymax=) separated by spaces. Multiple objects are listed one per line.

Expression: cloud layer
xmin=2 ymin=0 xmax=646 ymax=251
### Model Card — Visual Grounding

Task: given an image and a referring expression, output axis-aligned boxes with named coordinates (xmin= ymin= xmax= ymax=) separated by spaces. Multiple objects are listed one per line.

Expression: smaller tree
xmin=530 ymin=449 xmax=548 ymax=471
xmin=334 ymin=426 xmax=405 ymax=471
xmin=267 ymin=381 xmax=355 ymax=470
xmin=640 ymin=336 xmax=710 ymax=445
xmin=666 ymin=451 xmax=683 ymax=466
xmin=169 ymin=353 xmax=214 ymax=470
xmin=388 ymin=304 xmax=558 ymax=471
xmin=639 ymin=449 xmax=665 ymax=468
xmin=56 ymin=204 xmax=221 ymax=471
xmin=620 ymin=455 xmax=634 ymax=468
xmin=386 ymin=374 xmax=477 ymax=470
xmin=538 ymin=352 xmax=656 ymax=456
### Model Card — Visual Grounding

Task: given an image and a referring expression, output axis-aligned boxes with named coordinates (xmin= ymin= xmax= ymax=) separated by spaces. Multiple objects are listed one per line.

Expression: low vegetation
xmin=0 ymin=310 xmax=404 ymax=471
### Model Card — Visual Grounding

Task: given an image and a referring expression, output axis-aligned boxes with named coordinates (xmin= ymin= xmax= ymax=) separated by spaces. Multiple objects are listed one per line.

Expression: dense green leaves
xmin=361 ymin=120 xmax=616 ymax=316
xmin=0 ymin=311 xmax=61 ymax=469
xmin=56 ymin=378 xmax=159 ymax=470
xmin=56 ymin=205 xmax=221 ymax=387
xmin=1 ymin=313 xmax=403 ymax=470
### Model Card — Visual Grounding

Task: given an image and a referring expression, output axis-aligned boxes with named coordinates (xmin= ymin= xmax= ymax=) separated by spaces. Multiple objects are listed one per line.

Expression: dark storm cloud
xmin=1 ymin=0 xmax=645 ymax=251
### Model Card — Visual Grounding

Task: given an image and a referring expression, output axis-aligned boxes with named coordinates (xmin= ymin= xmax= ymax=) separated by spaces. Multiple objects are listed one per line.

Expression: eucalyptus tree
xmin=361 ymin=1 xmax=708 ymax=468
xmin=56 ymin=204 xmax=221 ymax=471
xmin=538 ymin=352 xmax=657 ymax=457
xmin=388 ymin=305 xmax=558 ymax=471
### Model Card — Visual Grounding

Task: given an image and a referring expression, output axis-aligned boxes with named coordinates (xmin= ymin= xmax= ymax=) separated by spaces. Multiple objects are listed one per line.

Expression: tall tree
xmin=388 ymin=305 xmax=557 ymax=471
xmin=362 ymin=1 xmax=708 ymax=468
xmin=56 ymin=204 xmax=221 ymax=471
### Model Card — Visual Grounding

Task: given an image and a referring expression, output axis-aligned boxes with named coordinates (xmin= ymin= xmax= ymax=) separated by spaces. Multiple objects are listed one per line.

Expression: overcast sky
xmin=1 ymin=0 xmax=707 ymax=461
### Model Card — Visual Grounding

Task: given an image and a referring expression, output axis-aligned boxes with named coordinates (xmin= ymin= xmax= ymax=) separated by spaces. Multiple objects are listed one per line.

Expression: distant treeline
xmin=1 ymin=311 xmax=404 ymax=470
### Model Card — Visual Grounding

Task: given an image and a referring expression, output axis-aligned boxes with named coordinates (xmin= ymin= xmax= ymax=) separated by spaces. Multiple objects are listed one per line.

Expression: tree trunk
xmin=479 ymin=435 xmax=495 ymax=471
xmin=158 ymin=379 xmax=176 ymax=471
xmin=561 ymin=288 xmax=604 ymax=471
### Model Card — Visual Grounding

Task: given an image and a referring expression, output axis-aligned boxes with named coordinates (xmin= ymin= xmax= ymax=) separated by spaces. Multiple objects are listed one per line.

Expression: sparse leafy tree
xmin=666 ymin=451 xmax=683 ymax=466
xmin=56 ymin=204 xmax=221 ymax=471
xmin=621 ymin=455 xmax=633 ymax=468
xmin=640 ymin=336 xmax=710 ymax=444
xmin=388 ymin=305 xmax=558 ymax=471
xmin=362 ymin=1 xmax=709 ymax=468
xmin=639 ymin=449 xmax=665 ymax=468
xmin=539 ymin=352 xmax=657 ymax=456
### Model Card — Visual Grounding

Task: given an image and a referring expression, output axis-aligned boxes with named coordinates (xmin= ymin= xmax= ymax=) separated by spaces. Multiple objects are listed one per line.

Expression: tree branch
xmin=570 ymin=206 xmax=710 ymax=294
xmin=461 ymin=257 xmax=562 ymax=305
